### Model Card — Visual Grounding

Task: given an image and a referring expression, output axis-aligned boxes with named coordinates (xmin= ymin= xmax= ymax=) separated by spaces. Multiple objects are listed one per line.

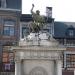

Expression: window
xmin=0 ymin=0 xmax=7 ymax=8
xmin=3 ymin=46 xmax=14 ymax=63
xmin=69 ymin=30 xmax=74 ymax=36
xmin=2 ymin=51 xmax=15 ymax=72
xmin=2 ymin=52 xmax=8 ymax=63
xmin=2 ymin=46 xmax=15 ymax=72
xmin=2 ymin=52 xmax=14 ymax=63
xmin=64 ymin=52 xmax=75 ymax=68
xmin=3 ymin=20 xmax=15 ymax=36
xmin=64 ymin=39 xmax=75 ymax=46
xmin=66 ymin=26 xmax=75 ymax=37
xmin=9 ymin=52 xmax=14 ymax=63
xmin=4 ymin=26 xmax=14 ymax=36
xmin=22 ymin=27 xmax=29 ymax=38
xmin=5 ymin=64 xmax=10 ymax=70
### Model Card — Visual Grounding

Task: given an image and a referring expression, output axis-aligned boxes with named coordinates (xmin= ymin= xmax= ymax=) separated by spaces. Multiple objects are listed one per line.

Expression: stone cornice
xmin=12 ymin=46 xmax=66 ymax=52
xmin=14 ymin=48 xmax=63 ymax=60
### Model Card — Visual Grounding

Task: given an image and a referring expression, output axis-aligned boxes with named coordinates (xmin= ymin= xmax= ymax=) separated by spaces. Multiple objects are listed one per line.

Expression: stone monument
xmin=12 ymin=4 xmax=66 ymax=75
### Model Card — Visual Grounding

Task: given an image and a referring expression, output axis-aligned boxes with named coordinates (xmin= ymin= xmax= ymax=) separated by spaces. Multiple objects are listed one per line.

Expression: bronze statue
xmin=30 ymin=4 xmax=45 ymax=32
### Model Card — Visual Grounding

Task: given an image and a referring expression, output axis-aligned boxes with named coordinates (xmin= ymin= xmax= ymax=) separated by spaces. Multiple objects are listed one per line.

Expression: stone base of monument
xmin=12 ymin=32 xmax=66 ymax=75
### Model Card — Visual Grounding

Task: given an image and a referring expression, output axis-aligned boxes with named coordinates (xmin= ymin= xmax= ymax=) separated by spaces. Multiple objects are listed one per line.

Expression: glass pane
xmin=3 ymin=52 xmax=8 ymax=58
xmin=4 ymin=26 xmax=14 ymax=36
xmin=9 ymin=52 xmax=14 ymax=63
xmin=69 ymin=30 xmax=74 ymax=36
xmin=2 ymin=52 xmax=9 ymax=63
xmin=10 ymin=27 xmax=14 ymax=36
xmin=3 ymin=58 xmax=8 ymax=63
xmin=4 ymin=26 xmax=10 ymax=36
xmin=4 ymin=26 xmax=9 ymax=30
xmin=66 ymin=54 xmax=75 ymax=68
xmin=22 ymin=27 xmax=29 ymax=38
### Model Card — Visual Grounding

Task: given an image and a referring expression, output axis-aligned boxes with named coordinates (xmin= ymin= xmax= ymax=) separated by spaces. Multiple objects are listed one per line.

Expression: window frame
xmin=64 ymin=51 xmax=75 ymax=68
xmin=69 ymin=29 xmax=74 ymax=36
xmin=3 ymin=20 xmax=15 ymax=36
xmin=22 ymin=27 xmax=29 ymax=38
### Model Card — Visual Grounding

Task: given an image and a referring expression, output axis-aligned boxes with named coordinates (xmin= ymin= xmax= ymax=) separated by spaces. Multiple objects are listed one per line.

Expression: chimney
xmin=46 ymin=7 xmax=52 ymax=18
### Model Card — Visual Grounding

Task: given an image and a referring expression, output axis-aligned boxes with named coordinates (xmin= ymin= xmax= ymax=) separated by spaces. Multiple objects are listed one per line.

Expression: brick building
xmin=0 ymin=1 xmax=75 ymax=75
xmin=54 ymin=22 xmax=75 ymax=75
xmin=0 ymin=0 xmax=21 ymax=74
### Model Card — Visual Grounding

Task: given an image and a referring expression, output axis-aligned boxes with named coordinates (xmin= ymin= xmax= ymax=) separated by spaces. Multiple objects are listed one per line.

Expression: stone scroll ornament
xmin=30 ymin=4 xmax=45 ymax=33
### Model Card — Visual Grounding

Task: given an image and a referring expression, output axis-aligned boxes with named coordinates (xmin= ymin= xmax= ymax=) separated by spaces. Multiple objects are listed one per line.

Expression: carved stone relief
xmin=15 ymin=52 xmax=21 ymax=62
xmin=29 ymin=67 xmax=48 ymax=75
xmin=15 ymin=51 xmax=62 ymax=60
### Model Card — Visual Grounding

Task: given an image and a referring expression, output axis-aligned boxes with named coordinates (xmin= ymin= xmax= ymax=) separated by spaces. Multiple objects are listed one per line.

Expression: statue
xmin=30 ymin=4 xmax=45 ymax=33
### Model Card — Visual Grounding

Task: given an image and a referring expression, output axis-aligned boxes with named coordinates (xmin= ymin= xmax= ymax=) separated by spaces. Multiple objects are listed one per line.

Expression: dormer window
xmin=69 ymin=29 xmax=74 ymax=36
xmin=0 ymin=0 xmax=6 ymax=8
xmin=66 ymin=25 xmax=75 ymax=37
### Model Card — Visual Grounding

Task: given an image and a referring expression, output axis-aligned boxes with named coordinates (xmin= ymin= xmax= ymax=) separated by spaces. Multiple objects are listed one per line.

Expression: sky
xmin=22 ymin=0 xmax=75 ymax=22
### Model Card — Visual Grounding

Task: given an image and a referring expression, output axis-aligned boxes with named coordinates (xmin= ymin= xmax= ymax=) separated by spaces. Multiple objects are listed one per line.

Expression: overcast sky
xmin=22 ymin=0 xmax=75 ymax=22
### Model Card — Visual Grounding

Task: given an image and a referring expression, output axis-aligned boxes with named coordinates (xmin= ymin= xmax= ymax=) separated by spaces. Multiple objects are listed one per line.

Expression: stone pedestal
xmin=12 ymin=46 xmax=65 ymax=75
xmin=12 ymin=32 xmax=66 ymax=75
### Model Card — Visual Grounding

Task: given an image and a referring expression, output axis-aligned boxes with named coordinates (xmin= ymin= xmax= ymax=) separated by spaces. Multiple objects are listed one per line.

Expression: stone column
xmin=56 ymin=60 xmax=62 ymax=75
xmin=15 ymin=60 xmax=22 ymax=75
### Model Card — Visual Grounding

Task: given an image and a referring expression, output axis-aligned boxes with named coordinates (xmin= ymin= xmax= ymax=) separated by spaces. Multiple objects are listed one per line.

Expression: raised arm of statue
xmin=31 ymin=4 xmax=35 ymax=14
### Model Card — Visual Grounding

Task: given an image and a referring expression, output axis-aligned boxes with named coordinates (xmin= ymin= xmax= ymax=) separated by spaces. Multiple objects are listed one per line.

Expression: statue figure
xmin=30 ymin=4 xmax=45 ymax=33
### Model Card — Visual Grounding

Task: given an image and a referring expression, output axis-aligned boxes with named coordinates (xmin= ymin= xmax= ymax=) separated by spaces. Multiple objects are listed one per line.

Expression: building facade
xmin=0 ymin=1 xmax=75 ymax=75
xmin=54 ymin=22 xmax=75 ymax=75
xmin=0 ymin=0 xmax=21 ymax=74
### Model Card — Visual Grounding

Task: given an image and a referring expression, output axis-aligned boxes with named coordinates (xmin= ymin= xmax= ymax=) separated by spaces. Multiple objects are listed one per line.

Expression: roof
xmin=54 ymin=22 xmax=75 ymax=38
xmin=20 ymin=14 xmax=33 ymax=22
xmin=0 ymin=0 xmax=21 ymax=10
xmin=20 ymin=14 xmax=54 ymax=23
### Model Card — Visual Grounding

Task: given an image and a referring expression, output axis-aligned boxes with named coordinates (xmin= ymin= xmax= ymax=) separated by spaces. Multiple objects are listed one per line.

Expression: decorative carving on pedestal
xmin=29 ymin=67 xmax=48 ymax=75
xmin=15 ymin=52 xmax=21 ymax=62
xmin=19 ymin=51 xmax=62 ymax=60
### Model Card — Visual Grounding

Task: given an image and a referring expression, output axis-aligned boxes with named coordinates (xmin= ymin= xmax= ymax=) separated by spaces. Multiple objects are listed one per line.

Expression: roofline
xmin=55 ymin=21 xmax=75 ymax=23
xmin=0 ymin=8 xmax=21 ymax=12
